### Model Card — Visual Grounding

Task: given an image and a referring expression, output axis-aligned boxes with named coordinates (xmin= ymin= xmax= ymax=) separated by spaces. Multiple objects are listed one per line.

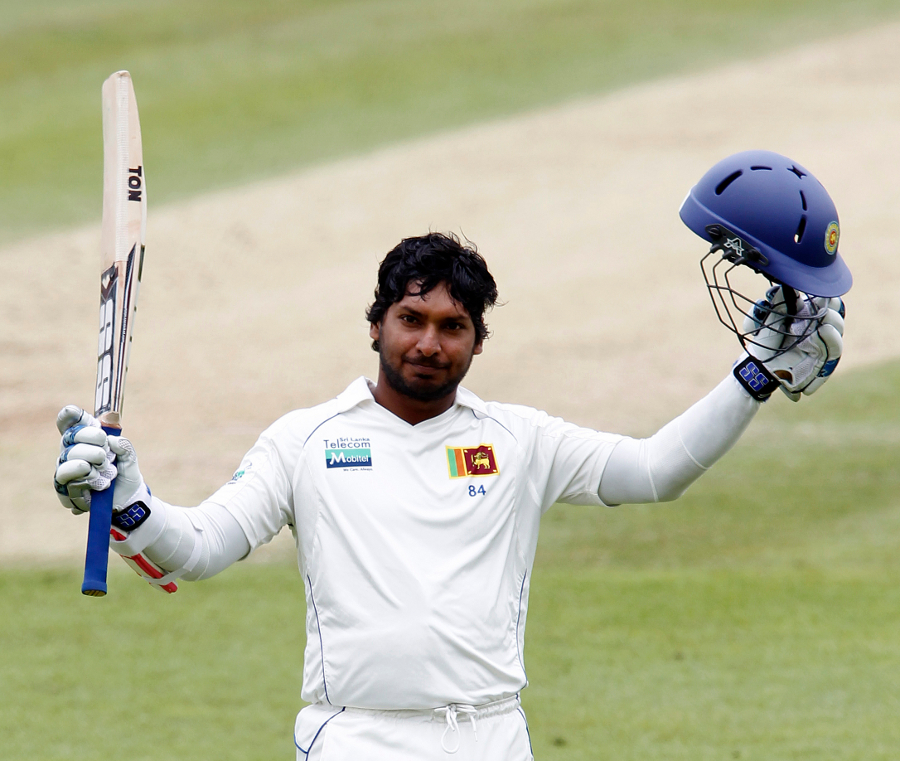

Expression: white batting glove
xmin=54 ymin=406 xmax=150 ymax=514
xmin=734 ymin=286 xmax=844 ymax=402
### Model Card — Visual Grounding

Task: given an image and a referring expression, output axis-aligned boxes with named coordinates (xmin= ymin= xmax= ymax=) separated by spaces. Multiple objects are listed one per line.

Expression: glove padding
xmin=54 ymin=406 xmax=149 ymax=513
xmin=741 ymin=286 xmax=845 ymax=401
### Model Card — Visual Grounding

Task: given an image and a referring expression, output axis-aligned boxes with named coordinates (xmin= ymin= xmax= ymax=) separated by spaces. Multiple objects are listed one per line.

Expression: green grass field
xmin=4 ymin=1 xmax=900 ymax=759
xmin=2 ymin=0 xmax=899 ymax=243
xmin=3 ymin=359 xmax=899 ymax=760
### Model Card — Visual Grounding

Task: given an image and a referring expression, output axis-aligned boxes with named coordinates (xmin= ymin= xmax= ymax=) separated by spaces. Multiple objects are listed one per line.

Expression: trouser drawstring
xmin=437 ymin=704 xmax=478 ymax=754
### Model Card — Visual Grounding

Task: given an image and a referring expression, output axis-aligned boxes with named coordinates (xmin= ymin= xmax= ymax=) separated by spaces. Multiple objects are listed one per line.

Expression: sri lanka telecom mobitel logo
xmin=325 ymin=437 xmax=373 ymax=469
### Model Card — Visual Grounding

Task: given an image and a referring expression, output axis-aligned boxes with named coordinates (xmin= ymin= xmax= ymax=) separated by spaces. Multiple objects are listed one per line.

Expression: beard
xmin=378 ymin=348 xmax=475 ymax=402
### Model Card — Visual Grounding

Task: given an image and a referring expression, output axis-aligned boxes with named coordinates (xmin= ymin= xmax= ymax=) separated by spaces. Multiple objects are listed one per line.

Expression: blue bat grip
xmin=81 ymin=425 xmax=120 ymax=597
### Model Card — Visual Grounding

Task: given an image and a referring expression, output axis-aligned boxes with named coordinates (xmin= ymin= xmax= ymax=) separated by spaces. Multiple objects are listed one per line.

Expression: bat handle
xmin=81 ymin=425 xmax=121 ymax=597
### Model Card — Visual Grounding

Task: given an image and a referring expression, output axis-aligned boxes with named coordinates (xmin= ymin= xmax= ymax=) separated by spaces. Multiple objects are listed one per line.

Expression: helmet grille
xmin=701 ymin=240 xmax=825 ymax=359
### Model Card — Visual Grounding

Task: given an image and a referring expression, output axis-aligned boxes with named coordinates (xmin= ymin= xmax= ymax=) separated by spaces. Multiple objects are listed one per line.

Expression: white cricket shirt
xmin=207 ymin=377 xmax=623 ymax=710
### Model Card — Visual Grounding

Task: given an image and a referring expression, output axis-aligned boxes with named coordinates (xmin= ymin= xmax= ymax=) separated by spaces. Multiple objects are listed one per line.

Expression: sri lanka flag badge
xmin=446 ymin=444 xmax=499 ymax=478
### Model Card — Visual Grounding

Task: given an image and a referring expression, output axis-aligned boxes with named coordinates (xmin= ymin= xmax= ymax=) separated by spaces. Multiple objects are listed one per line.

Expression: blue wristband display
xmin=733 ymin=356 xmax=779 ymax=401
xmin=111 ymin=501 xmax=151 ymax=532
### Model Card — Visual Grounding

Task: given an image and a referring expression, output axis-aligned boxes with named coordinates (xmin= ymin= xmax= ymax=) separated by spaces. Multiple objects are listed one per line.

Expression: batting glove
xmin=733 ymin=286 xmax=844 ymax=402
xmin=54 ymin=406 xmax=150 ymax=513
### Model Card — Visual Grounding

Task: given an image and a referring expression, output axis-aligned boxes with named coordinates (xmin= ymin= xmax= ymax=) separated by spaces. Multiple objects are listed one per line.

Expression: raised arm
xmin=598 ymin=375 xmax=756 ymax=505
xmin=599 ymin=285 xmax=845 ymax=505
xmin=54 ymin=406 xmax=254 ymax=592
xmin=599 ymin=149 xmax=852 ymax=507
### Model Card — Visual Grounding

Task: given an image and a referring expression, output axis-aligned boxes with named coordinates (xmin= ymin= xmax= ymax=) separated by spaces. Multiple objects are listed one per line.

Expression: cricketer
xmin=54 ymin=150 xmax=850 ymax=760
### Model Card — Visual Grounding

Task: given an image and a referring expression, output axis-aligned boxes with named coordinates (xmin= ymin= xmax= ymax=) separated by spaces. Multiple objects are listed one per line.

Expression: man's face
xmin=370 ymin=281 xmax=483 ymax=402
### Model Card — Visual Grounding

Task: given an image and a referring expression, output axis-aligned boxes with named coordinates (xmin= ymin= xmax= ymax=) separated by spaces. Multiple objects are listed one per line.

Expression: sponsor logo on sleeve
xmin=446 ymin=444 xmax=499 ymax=478
xmin=228 ymin=460 xmax=253 ymax=484
xmin=325 ymin=437 xmax=372 ymax=469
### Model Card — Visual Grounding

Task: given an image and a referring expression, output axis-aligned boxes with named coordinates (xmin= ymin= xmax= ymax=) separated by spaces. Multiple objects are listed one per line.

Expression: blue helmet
xmin=679 ymin=150 xmax=852 ymax=297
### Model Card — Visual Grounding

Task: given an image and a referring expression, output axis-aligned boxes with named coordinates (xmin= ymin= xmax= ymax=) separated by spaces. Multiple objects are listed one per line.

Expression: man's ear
xmin=473 ymin=340 xmax=483 ymax=356
xmin=369 ymin=322 xmax=380 ymax=342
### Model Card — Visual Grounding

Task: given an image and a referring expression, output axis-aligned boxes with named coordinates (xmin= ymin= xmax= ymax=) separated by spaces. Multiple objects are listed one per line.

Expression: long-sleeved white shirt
xmin=133 ymin=374 xmax=758 ymax=710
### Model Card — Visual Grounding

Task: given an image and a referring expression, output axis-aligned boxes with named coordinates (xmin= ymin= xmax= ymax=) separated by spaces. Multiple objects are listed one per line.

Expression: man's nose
xmin=417 ymin=325 xmax=440 ymax=355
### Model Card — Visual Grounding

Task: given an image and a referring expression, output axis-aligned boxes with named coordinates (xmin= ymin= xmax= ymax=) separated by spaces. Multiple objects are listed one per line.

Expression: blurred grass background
xmin=3 ymin=1 xmax=900 ymax=759
xmin=2 ymin=0 xmax=900 ymax=243
xmin=2 ymin=360 xmax=899 ymax=760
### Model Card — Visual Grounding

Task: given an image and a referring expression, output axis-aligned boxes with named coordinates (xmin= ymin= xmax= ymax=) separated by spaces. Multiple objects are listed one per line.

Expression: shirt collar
xmin=334 ymin=376 xmax=377 ymax=413
xmin=453 ymin=384 xmax=490 ymax=416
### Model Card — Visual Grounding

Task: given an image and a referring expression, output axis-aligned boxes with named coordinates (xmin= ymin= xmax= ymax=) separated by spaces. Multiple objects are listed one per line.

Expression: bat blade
xmin=82 ymin=71 xmax=147 ymax=597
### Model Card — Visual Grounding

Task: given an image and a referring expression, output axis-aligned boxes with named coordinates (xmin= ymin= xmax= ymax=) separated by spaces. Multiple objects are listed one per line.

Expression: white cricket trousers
xmin=294 ymin=696 xmax=534 ymax=760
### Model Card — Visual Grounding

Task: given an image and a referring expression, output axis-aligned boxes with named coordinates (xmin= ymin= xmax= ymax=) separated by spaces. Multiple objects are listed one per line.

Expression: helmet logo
xmin=825 ymin=221 xmax=840 ymax=255
xmin=724 ymin=236 xmax=745 ymax=258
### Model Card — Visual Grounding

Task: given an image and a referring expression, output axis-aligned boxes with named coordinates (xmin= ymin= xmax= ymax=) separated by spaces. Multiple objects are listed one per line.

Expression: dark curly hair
xmin=366 ymin=233 xmax=499 ymax=351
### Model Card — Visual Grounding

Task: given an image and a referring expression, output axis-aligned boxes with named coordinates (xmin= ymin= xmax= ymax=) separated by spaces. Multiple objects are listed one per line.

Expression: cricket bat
xmin=82 ymin=71 xmax=146 ymax=597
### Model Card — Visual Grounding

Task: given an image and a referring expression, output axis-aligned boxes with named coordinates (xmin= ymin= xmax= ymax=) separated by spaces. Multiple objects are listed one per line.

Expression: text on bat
xmin=128 ymin=166 xmax=143 ymax=202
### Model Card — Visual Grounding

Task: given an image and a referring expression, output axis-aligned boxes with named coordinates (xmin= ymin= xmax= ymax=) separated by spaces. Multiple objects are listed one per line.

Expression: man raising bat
xmin=54 ymin=151 xmax=849 ymax=760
